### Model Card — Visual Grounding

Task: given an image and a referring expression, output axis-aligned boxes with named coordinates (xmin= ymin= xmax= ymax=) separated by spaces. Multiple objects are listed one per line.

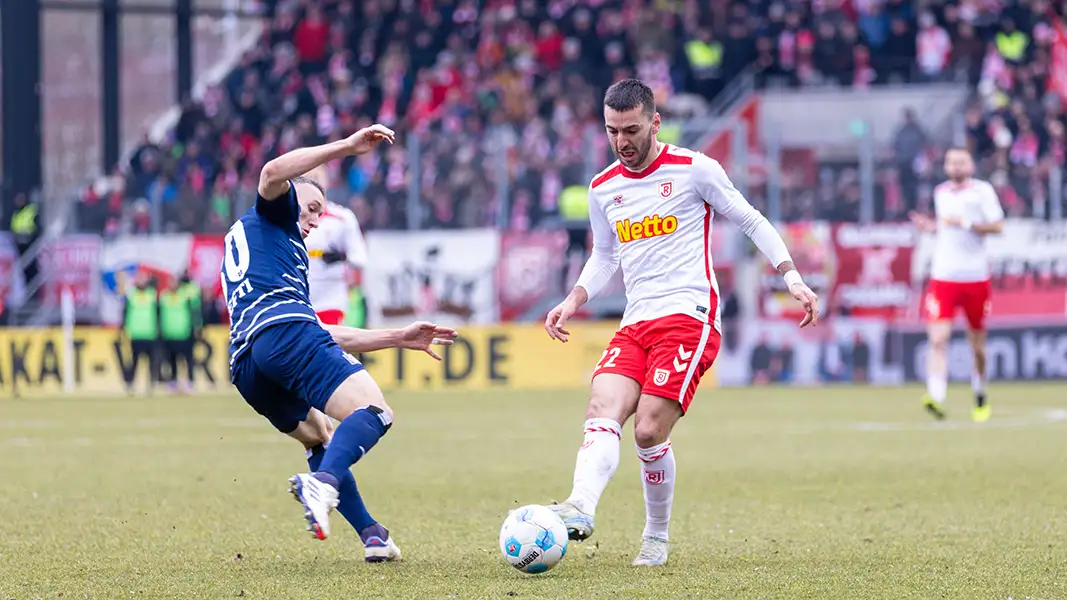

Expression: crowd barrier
xmin=0 ymin=323 xmax=683 ymax=398
xmin=4 ymin=318 xmax=1065 ymax=398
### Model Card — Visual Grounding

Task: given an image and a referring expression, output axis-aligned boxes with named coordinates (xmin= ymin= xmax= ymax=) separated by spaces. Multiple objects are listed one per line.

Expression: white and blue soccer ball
xmin=499 ymin=504 xmax=569 ymax=574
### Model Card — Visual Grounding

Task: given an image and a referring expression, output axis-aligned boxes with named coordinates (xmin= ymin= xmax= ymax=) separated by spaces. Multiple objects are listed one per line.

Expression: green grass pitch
xmin=1 ymin=384 xmax=1065 ymax=599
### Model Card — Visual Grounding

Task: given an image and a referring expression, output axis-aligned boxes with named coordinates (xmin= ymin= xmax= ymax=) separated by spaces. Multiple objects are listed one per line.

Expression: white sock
xmin=565 ymin=418 xmax=621 ymax=515
xmin=927 ymin=372 xmax=947 ymax=403
xmin=637 ymin=440 xmax=675 ymax=541
xmin=971 ymin=371 xmax=985 ymax=394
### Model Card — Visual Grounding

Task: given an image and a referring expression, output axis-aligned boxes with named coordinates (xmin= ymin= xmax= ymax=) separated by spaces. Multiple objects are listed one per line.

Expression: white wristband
xmin=960 ymin=216 xmax=973 ymax=230
xmin=783 ymin=270 xmax=804 ymax=288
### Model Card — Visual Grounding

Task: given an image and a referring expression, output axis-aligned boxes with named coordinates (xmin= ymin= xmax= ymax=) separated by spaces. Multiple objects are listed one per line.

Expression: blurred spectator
xmin=8 ymin=193 xmax=41 ymax=295
xmin=916 ymin=11 xmax=951 ymax=81
xmin=71 ymin=0 xmax=1066 ymax=234
xmin=893 ymin=108 xmax=929 ymax=211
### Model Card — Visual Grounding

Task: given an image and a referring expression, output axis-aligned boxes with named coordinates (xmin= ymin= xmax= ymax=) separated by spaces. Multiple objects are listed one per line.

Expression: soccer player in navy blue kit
xmin=224 ymin=124 xmax=457 ymax=562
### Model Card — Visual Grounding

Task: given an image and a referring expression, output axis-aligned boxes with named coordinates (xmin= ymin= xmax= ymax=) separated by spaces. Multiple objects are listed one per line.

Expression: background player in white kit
xmin=300 ymin=165 xmax=367 ymax=326
xmin=909 ymin=148 xmax=1004 ymax=423
xmin=302 ymin=180 xmax=368 ymax=326
xmin=543 ymin=79 xmax=820 ymax=567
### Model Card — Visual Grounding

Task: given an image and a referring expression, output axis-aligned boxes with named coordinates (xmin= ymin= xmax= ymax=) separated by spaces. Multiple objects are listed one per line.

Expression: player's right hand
xmin=789 ymin=282 xmax=820 ymax=328
xmin=545 ymin=301 xmax=576 ymax=343
xmin=908 ymin=211 xmax=936 ymax=232
xmin=346 ymin=124 xmax=395 ymax=155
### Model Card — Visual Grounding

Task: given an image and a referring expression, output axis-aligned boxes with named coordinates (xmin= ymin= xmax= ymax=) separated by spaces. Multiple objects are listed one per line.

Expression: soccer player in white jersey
xmin=543 ymin=79 xmax=820 ymax=567
xmin=909 ymin=148 xmax=1004 ymax=422
xmin=304 ymin=197 xmax=368 ymax=326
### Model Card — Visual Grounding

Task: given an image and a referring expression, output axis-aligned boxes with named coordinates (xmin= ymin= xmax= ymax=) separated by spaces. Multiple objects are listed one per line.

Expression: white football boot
xmin=547 ymin=501 xmax=595 ymax=541
xmin=364 ymin=537 xmax=403 ymax=563
xmin=288 ymin=473 xmax=339 ymax=540
xmin=361 ymin=524 xmax=403 ymax=563
xmin=631 ymin=536 xmax=669 ymax=566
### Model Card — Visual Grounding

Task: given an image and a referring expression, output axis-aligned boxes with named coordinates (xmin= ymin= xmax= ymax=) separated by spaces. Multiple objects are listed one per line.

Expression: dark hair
xmin=604 ymin=79 xmax=656 ymax=116
xmin=291 ymin=176 xmax=326 ymax=197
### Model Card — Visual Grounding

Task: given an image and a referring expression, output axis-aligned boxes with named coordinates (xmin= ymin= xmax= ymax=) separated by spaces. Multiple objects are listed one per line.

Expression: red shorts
xmin=924 ymin=279 xmax=991 ymax=330
xmin=316 ymin=309 xmax=345 ymax=325
xmin=593 ymin=314 xmax=721 ymax=413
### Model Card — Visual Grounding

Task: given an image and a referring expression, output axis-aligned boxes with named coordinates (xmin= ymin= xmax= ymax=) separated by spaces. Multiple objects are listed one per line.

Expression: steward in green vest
xmin=558 ymin=184 xmax=591 ymax=291
xmin=122 ymin=272 xmax=161 ymax=393
xmin=8 ymin=193 xmax=41 ymax=296
xmin=9 ymin=200 xmax=38 ymax=242
xmin=685 ymin=29 xmax=724 ymax=98
xmin=160 ymin=273 xmax=203 ymax=392
xmin=995 ymin=19 xmax=1028 ymax=64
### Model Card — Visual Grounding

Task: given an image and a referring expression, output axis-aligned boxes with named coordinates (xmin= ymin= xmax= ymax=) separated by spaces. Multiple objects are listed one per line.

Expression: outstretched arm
xmin=323 ymin=321 xmax=459 ymax=360
xmin=694 ymin=154 xmax=819 ymax=327
xmin=572 ymin=194 xmax=619 ymax=303
xmin=258 ymin=125 xmax=396 ymax=200
xmin=545 ymin=191 xmax=616 ymax=342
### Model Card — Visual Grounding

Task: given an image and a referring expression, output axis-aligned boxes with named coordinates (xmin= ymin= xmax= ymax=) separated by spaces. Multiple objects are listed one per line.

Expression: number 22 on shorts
xmin=595 ymin=347 xmax=621 ymax=371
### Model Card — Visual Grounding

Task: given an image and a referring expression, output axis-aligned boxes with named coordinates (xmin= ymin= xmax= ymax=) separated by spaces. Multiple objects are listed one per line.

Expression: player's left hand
xmin=941 ymin=216 xmax=963 ymax=227
xmin=321 ymin=249 xmax=347 ymax=265
xmin=789 ymin=282 xmax=820 ymax=328
xmin=908 ymin=211 xmax=936 ymax=232
xmin=399 ymin=321 xmax=459 ymax=361
xmin=346 ymin=124 xmax=395 ymax=155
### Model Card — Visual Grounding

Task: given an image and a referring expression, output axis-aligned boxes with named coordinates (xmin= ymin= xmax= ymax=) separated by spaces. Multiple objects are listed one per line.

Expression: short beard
xmin=619 ymin=132 xmax=655 ymax=168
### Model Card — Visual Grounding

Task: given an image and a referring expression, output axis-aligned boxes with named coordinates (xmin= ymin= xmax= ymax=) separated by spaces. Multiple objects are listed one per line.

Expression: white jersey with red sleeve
xmin=930 ymin=178 xmax=1005 ymax=282
xmin=304 ymin=201 xmax=368 ymax=313
xmin=576 ymin=143 xmax=794 ymax=332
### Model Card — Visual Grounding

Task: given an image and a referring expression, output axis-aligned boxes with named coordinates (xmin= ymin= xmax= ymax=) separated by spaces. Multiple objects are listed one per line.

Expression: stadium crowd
xmin=74 ymin=0 xmax=1066 ymax=236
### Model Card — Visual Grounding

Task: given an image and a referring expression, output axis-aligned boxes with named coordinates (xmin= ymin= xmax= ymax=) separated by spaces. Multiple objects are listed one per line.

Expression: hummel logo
xmin=673 ymin=344 xmax=693 ymax=372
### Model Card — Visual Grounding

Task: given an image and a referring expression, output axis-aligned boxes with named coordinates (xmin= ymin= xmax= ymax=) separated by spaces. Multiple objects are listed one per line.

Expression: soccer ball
xmin=499 ymin=504 xmax=569 ymax=574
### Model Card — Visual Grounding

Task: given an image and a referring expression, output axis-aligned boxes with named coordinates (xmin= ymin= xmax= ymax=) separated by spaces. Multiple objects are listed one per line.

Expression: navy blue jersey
xmin=222 ymin=184 xmax=317 ymax=367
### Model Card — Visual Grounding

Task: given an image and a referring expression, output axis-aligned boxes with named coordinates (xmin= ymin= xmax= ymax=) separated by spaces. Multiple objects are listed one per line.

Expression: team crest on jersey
xmin=613 ymin=194 xmax=624 ymax=205
xmin=659 ymin=181 xmax=673 ymax=198
xmin=653 ymin=368 xmax=670 ymax=386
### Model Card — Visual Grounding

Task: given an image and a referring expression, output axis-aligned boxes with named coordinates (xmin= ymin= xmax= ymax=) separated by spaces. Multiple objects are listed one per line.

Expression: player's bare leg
xmin=922 ymin=321 xmax=952 ymax=420
xmin=630 ymin=394 xmax=682 ymax=567
xmin=549 ymin=373 xmax=640 ymax=541
xmin=968 ymin=328 xmax=991 ymax=422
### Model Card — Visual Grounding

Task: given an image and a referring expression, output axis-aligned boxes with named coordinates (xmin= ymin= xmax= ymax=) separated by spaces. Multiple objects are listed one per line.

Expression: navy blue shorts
xmin=231 ymin=320 xmax=364 ymax=433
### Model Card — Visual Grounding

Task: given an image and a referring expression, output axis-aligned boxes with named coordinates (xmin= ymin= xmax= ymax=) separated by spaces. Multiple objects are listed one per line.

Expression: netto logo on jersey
xmin=615 ymin=215 xmax=678 ymax=243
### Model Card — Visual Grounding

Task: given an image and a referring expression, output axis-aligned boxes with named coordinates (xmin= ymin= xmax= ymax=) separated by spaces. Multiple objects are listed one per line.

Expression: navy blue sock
xmin=318 ymin=406 xmax=390 ymax=483
xmin=307 ymin=444 xmax=377 ymax=532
